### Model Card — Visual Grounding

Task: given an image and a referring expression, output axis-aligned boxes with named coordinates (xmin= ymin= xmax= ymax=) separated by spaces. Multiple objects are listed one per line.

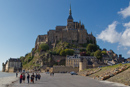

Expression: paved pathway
xmin=10 ymin=73 xmax=129 ymax=87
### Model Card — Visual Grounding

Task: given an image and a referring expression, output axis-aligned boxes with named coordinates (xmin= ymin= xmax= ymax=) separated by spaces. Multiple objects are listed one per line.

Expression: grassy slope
xmin=89 ymin=64 xmax=125 ymax=77
xmin=80 ymin=63 xmax=130 ymax=85
xmin=107 ymin=63 xmax=130 ymax=85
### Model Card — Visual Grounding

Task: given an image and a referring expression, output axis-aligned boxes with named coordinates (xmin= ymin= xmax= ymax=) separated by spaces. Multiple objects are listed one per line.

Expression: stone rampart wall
xmin=52 ymin=66 xmax=79 ymax=73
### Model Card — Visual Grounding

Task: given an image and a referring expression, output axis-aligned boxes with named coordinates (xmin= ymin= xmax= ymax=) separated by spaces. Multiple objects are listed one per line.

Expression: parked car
xmin=70 ymin=71 xmax=78 ymax=75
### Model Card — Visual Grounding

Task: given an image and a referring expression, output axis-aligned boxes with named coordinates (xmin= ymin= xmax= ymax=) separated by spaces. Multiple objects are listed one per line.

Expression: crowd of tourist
xmin=17 ymin=72 xmax=41 ymax=84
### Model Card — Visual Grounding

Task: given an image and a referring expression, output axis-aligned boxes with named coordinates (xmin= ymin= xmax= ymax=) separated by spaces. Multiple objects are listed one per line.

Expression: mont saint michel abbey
xmin=35 ymin=5 xmax=96 ymax=49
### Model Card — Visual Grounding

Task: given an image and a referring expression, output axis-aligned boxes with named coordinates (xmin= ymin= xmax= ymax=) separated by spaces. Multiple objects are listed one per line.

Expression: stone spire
xmin=67 ymin=4 xmax=73 ymax=23
xmin=69 ymin=4 xmax=72 ymax=16
xmin=68 ymin=4 xmax=73 ymax=20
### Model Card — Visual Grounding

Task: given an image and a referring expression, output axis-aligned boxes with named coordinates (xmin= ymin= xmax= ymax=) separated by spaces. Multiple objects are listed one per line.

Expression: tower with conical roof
xmin=67 ymin=4 xmax=73 ymax=23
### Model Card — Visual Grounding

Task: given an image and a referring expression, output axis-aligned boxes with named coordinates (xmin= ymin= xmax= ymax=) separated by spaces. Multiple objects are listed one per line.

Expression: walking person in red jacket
xmin=20 ymin=73 xmax=23 ymax=84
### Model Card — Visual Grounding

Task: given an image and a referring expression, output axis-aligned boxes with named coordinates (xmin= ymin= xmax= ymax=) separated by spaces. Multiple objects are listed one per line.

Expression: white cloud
xmin=97 ymin=21 xmax=130 ymax=47
xmin=123 ymin=22 xmax=130 ymax=28
xmin=120 ymin=22 xmax=130 ymax=46
xmin=97 ymin=21 xmax=121 ymax=43
xmin=127 ymin=50 xmax=130 ymax=55
xmin=120 ymin=28 xmax=130 ymax=46
xmin=118 ymin=3 xmax=130 ymax=18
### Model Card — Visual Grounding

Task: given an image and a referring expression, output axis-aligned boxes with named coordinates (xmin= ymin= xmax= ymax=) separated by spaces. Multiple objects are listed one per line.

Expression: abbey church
xmin=35 ymin=5 xmax=96 ymax=49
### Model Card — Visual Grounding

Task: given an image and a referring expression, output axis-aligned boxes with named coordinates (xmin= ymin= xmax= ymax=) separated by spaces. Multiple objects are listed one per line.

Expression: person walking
xmin=16 ymin=72 xmax=18 ymax=77
xmin=35 ymin=73 xmax=38 ymax=81
xmin=27 ymin=73 xmax=30 ymax=84
xmin=19 ymin=73 xmax=23 ymax=84
xmin=31 ymin=73 xmax=35 ymax=83
xmin=52 ymin=72 xmax=54 ymax=76
xmin=22 ymin=73 xmax=25 ymax=83
xmin=38 ymin=73 xmax=41 ymax=80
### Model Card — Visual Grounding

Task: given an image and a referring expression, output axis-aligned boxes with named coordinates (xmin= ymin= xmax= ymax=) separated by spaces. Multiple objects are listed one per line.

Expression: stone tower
xmin=79 ymin=58 xmax=86 ymax=71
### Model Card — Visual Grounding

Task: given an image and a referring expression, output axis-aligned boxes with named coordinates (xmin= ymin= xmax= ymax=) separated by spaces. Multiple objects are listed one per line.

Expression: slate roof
xmin=9 ymin=58 xmax=21 ymax=62
xmin=68 ymin=15 xmax=73 ymax=19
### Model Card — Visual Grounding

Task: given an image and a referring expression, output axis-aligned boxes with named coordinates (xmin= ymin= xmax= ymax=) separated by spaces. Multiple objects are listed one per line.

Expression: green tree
xmin=86 ymin=51 xmax=91 ymax=56
xmin=28 ymin=57 xmax=33 ymax=62
xmin=65 ymin=43 xmax=70 ymax=48
xmin=82 ymin=43 xmax=88 ymax=47
xmin=56 ymin=49 xmax=62 ymax=54
xmin=90 ymin=52 xmax=94 ymax=56
xmin=94 ymin=50 xmax=102 ymax=60
xmin=86 ymin=44 xmax=96 ymax=52
xmin=39 ymin=43 xmax=49 ymax=51
xmin=96 ymin=45 xmax=100 ymax=50
xmin=31 ymin=48 xmax=35 ymax=52
xmin=60 ymin=50 xmax=66 ymax=56
xmin=25 ymin=53 xmax=29 ymax=57
xmin=49 ymin=51 xmax=57 ymax=55
xmin=80 ymin=49 xmax=86 ymax=52
xmin=72 ymin=44 xmax=77 ymax=48
xmin=86 ymin=44 xmax=100 ymax=52
xmin=64 ymin=49 xmax=74 ymax=55
xmin=52 ymin=51 xmax=57 ymax=55
xmin=20 ymin=56 xmax=25 ymax=62
xmin=101 ymin=51 xmax=107 ymax=55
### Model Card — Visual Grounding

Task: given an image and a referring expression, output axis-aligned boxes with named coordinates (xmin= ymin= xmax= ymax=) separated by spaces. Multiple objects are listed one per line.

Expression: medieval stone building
xmin=66 ymin=54 xmax=98 ymax=68
xmin=2 ymin=58 xmax=22 ymax=72
xmin=35 ymin=5 xmax=96 ymax=49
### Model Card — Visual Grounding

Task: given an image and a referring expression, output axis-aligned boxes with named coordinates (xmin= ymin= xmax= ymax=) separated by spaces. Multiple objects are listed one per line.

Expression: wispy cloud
xmin=117 ymin=45 xmax=128 ymax=50
xmin=117 ymin=45 xmax=121 ymax=50
xmin=124 ymin=47 xmax=128 ymax=50
xmin=118 ymin=2 xmax=130 ymax=18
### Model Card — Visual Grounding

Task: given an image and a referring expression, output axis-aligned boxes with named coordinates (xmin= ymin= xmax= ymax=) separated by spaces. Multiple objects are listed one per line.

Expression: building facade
xmin=2 ymin=58 xmax=22 ymax=72
xmin=66 ymin=54 xmax=98 ymax=68
xmin=35 ymin=5 xmax=96 ymax=49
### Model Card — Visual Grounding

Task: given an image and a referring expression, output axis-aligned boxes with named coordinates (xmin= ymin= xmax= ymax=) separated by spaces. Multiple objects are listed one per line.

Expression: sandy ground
xmin=0 ymin=75 xmax=19 ymax=87
xmin=9 ymin=73 xmax=129 ymax=87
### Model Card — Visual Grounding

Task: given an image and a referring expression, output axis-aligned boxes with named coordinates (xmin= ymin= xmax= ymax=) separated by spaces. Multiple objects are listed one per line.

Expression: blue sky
xmin=0 ymin=0 xmax=130 ymax=70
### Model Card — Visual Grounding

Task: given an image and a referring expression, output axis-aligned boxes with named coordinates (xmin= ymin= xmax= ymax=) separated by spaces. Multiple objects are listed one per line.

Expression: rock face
xmin=35 ymin=6 xmax=96 ymax=50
